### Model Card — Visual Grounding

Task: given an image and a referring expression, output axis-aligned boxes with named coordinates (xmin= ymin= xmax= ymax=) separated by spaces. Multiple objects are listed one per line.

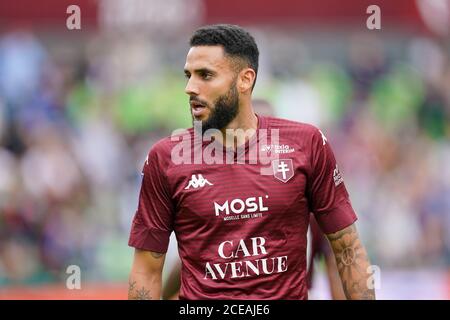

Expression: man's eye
xmin=201 ymin=73 xmax=212 ymax=80
xmin=184 ymin=73 xmax=191 ymax=79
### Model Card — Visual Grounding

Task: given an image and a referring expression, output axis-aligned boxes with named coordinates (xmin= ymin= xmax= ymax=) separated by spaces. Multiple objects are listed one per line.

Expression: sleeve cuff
xmin=313 ymin=199 xmax=358 ymax=234
xmin=128 ymin=222 xmax=171 ymax=253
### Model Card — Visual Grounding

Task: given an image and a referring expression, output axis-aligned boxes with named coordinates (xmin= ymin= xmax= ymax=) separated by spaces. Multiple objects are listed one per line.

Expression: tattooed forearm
xmin=327 ymin=224 xmax=375 ymax=300
xmin=128 ymin=250 xmax=164 ymax=300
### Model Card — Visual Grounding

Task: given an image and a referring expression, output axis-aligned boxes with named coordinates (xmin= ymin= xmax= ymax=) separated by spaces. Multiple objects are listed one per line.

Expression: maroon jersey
xmin=128 ymin=115 xmax=357 ymax=300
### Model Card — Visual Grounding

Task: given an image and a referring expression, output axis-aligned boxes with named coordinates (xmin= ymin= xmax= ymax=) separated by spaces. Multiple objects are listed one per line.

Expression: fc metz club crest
xmin=272 ymin=159 xmax=294 ymax=183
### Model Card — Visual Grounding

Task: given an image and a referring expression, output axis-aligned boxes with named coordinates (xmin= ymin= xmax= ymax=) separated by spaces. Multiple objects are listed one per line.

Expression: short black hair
xmin=189 ymin=24 xmax=259 ymax=90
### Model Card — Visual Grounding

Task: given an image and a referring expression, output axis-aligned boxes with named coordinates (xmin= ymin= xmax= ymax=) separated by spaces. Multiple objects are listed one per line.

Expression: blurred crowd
xmin=0 ymin=27 xmax=449 ymax=285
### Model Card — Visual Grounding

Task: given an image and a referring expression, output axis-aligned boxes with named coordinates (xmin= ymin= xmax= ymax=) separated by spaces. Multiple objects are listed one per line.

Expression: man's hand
xmin=326 ymin=223 xmax=375 ymax=300
xmin=128 ymin=249 xmax=166 ymax=300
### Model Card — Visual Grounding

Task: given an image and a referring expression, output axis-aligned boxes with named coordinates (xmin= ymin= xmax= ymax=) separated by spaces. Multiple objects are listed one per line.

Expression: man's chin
xmin=192 ymin=120 xmax=220 ymax=134
xmin=192 ymin=115 xmax=207 ymax=126
xmin=192 ymin=118 xmax=207 ymax=132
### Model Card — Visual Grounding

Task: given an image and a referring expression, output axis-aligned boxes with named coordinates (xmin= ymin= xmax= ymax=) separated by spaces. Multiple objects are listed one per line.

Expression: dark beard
xmin=193 ymin=83 xmax=239 ymax=134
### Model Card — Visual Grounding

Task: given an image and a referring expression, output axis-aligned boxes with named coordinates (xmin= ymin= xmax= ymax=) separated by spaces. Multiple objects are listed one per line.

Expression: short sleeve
xmin=307 ymin=128 xmax=357 ymax=234
xmin=128 ymin=142 xmax=174 ymax=253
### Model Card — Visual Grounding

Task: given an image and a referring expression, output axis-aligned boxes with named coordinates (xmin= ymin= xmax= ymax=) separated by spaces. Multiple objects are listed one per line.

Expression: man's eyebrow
xmin=184 ymin=68 xmax=216 ymax=75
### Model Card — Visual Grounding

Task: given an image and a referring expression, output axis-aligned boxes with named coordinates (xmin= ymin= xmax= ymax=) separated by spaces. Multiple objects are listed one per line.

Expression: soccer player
xmin=161 ymin=99 xmax=346 ymax=300
xmin=127 ymin=24 xmax=375 ymax=300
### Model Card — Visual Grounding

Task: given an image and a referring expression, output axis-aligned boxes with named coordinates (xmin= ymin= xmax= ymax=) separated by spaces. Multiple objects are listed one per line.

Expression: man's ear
xmin=238 ymin=68 xmax=256 ymax=93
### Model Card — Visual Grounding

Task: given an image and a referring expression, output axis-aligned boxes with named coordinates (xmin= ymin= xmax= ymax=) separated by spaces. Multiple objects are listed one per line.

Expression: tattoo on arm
xmin=150 ymin=251 xmax=164 ymax=259
xmin=327 ymin=224 xmax=375 ymax=300
xmin=128 ymin=280 xmax=152 ymax=300
xmin=128 ymin=281 xmax=136 ymax=297
xmin=134 ymin=287 xmax=151 ymax=300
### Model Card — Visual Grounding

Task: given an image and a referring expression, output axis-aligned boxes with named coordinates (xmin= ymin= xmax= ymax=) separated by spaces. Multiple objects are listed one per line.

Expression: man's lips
xmin=190 ymin=101 xmax=208 ymax=117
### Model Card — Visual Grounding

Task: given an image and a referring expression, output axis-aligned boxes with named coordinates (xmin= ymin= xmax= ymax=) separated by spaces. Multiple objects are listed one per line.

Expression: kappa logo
xmin=272 ymin=159 xmax=294 ymax=183
xmin=185 ymin=174 xmax=213 ymax=190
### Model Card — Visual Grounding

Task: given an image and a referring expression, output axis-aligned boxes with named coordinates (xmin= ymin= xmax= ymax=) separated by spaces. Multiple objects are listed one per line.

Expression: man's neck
xmin=220 ymin=102 xmax=258 ymax=150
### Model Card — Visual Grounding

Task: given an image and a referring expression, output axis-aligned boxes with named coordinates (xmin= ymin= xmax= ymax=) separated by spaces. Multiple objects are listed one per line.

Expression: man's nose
xmin=185 ymin=78 xmax=200 ymax=96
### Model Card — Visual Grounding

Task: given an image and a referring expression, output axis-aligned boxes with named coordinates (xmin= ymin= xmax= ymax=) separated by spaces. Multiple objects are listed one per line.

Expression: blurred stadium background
xmin=0 ymin=0 xmax=449 ymax=299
